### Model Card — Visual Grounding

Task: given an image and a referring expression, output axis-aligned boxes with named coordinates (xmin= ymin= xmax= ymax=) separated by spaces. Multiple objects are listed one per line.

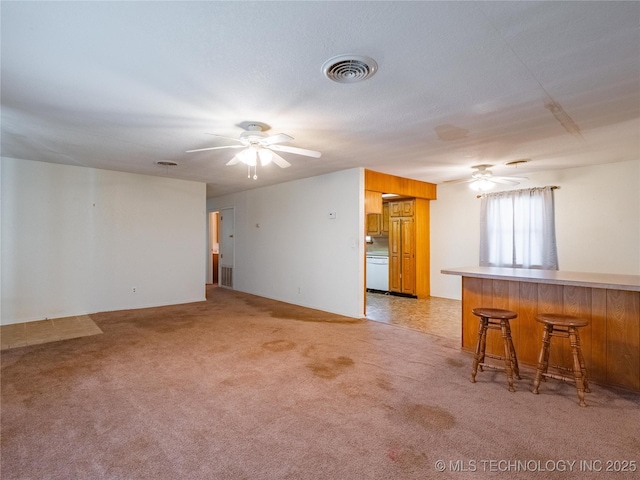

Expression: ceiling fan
xmin=445 ymin=164 xmax=528 ymax=191
xmin=186 ymin=122 xmax=321 ymax=180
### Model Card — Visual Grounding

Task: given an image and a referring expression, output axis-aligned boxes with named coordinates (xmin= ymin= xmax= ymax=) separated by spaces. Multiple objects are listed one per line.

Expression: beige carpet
xmin=1 ymin=287 xmax=639 ymax=479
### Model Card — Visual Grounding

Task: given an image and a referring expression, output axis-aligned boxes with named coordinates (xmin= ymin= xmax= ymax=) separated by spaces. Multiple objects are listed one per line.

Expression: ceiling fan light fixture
xmin=239 ymin=147 xmax=257 ymax=166
xmin=469 ymin=179 xmax=496 ymax=191
xmin=322 ymin=54 xmax=378 ymax=83
xmin=258 ymin=148 xmax=273 ymax=165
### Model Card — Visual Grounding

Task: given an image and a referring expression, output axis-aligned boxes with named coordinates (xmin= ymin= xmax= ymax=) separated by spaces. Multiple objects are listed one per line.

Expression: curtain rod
xmin=476 ymin=185 xmax=559 ymax=199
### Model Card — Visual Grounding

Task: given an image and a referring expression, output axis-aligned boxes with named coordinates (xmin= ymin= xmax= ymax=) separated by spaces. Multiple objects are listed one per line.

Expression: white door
xmin=219 ymin=207 xmax=235 ymax=288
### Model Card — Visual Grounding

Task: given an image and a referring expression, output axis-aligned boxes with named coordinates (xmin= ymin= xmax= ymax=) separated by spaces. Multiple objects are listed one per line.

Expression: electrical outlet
xmin=132 ymin=287 xmax=137 ymax=294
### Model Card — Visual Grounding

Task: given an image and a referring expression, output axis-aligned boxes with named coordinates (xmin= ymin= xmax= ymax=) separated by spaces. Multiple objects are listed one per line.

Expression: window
xmin=479 ymin=186 xmax=558 ymax=269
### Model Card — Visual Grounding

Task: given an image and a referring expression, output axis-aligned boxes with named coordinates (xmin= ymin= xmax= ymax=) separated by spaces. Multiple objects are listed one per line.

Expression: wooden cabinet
xmin=381 ymin=203 xmax=389 ymax=235
xmin=389 ymin=218 xmax=401 ymax=292
xmin=389 ymin=200 xmax=414 ymax=217
xmin=400 ymin=218 xmax=415 ymax=294
xmin=365 ymin=190 xmax=382 ymax=214
xmin=366 ymin=203 xmax=389 ymax=236
xmin=389 ymin=200 xmax=416 ymax=296
xmin=367 ymin=213 xmax=381 ymax=236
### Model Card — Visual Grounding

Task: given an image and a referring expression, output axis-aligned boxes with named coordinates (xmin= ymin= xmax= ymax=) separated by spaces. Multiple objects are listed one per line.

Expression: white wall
xmin=207 ymin=168 xmax=365 ymax=318
xmin=1 ymin=158 xmax=206 ymax=324
xmin=431 ymin=160 xmax=640 ymax=299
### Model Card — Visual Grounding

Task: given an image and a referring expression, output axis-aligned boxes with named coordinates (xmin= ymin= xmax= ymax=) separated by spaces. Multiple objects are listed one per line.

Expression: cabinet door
xmin=367 ymin=213 xmax=381 ymax=235
xmin=389 ymin=199 xmax=415 ymax=217
xmin=365 ymin=190 xmax=383 ymax=214
xmin=389 ymin=218 xmax=402 ymax=292
xmin=389 ymin=202 xmax=403 ymax=217
xmin=401 ymin=200 xmax=414 ymax=217
xmin=381 ymin=203 xmax=390 ymax=235
xmin=400 ymin=218 xmax=416 ymax=295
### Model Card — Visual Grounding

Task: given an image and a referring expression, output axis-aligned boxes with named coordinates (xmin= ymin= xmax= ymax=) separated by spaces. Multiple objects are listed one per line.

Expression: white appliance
xmin=366 ymin=255 xmax=389 ymax=291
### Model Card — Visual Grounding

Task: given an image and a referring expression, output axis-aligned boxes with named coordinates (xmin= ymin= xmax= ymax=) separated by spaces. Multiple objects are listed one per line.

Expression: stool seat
xmin=472 ymin=308 xmax=518 ymax=320
xmin=471 ymin=308 xmax=520 ymax=392
xmin=536 ymin=313 xmax=588 ymax=328
xmin=532 ymin=313 xmax=590 ymax=407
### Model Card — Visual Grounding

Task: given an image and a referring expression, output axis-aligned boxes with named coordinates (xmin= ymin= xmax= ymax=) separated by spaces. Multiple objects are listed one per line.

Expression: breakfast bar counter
xmin=442 ymin=266 xmax=640 ymax=392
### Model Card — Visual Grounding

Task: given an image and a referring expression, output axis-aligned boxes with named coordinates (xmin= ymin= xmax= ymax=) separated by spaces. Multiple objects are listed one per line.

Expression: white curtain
xmin=479 ymin=186 xmax=558 ymax=269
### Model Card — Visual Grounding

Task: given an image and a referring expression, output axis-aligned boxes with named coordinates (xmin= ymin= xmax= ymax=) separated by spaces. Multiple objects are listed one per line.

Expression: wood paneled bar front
xmin=442 ymin=267 xmax=640 ymax=392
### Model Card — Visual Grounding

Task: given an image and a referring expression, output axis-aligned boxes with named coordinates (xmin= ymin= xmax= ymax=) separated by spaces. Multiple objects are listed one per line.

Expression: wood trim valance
xmin=365 ymin=169 xmax=437 ymax=200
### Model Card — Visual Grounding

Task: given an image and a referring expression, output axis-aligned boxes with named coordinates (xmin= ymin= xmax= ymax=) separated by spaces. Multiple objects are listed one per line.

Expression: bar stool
xmin=532 ymin=313 xmax=590 ymax=407
xmin=471 ymin=308 xmax=520 ymax=392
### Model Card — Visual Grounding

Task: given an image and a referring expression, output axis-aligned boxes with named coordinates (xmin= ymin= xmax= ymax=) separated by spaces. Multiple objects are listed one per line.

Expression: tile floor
xmin=366 ymin=291 xmax=462 ymax=343
xmin=0 ymin=315 xmax=102 ymax=350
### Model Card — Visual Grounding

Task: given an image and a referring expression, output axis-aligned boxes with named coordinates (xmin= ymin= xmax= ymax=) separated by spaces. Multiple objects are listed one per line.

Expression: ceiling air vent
xmin=322 ymin=55 xmax=378 ymax=83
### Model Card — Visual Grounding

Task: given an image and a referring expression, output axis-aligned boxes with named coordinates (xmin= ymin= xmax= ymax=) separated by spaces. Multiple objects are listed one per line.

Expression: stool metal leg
xmin=569 ymin=327 xmax=587 ymax=407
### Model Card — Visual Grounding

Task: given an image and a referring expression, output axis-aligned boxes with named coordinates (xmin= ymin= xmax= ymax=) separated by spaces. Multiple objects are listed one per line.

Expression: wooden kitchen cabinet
xmin=400 ymin=218 xmax=415 ymax=294
xmin=389 ymin=201 xmax=416 ymax=296
xmin=366 ymin=202 xmax=390 ymax=236
xmin=381 ymin=203 xmax=389 ymax=235
xmin=367 ymin=213 xmax=381 ymax=236
xmin=389 ymin=200 xmax=414 ymax=217
xmin=389 ymin=218 xmax=401 ymax=292
xmin=365 ymin=190 xmax=383 ymax=214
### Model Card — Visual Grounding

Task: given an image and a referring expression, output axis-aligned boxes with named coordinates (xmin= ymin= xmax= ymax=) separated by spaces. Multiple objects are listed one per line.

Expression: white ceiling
xmin=2 ymin=1 xmax=639 ymax=198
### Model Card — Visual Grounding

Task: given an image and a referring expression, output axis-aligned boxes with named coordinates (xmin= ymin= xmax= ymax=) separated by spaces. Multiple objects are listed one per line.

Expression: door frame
xmin=363 ymin=170 xmax=437 ymax=310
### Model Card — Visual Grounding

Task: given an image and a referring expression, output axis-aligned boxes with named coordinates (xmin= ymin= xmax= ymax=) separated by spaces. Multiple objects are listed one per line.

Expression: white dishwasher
xmin=366 ymin=255 xmax=389 ymax=291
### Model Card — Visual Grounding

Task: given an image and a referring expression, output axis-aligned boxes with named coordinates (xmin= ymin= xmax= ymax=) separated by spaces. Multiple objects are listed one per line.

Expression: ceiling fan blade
xmin=261 ymin=133 xmax=294 ymax=146
xmin=441 ymin=178 xmax=474 ymax=185
xmin=270 ymin=152 xmax=291 ymax=168
xmin=205 ymin=133 xmax=244 ymax=144
xmin=501 ymin=176 xmax=529 ymax=181
xmin=226 ymin=155 xmax=242 ymax=166
xmin=270 ymin=144 xmax=321 ymax=158
xmin=491 ymin=178 xmax=520 ymax=185
xmin=186 ymin=145 xmax=244 ymax=153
